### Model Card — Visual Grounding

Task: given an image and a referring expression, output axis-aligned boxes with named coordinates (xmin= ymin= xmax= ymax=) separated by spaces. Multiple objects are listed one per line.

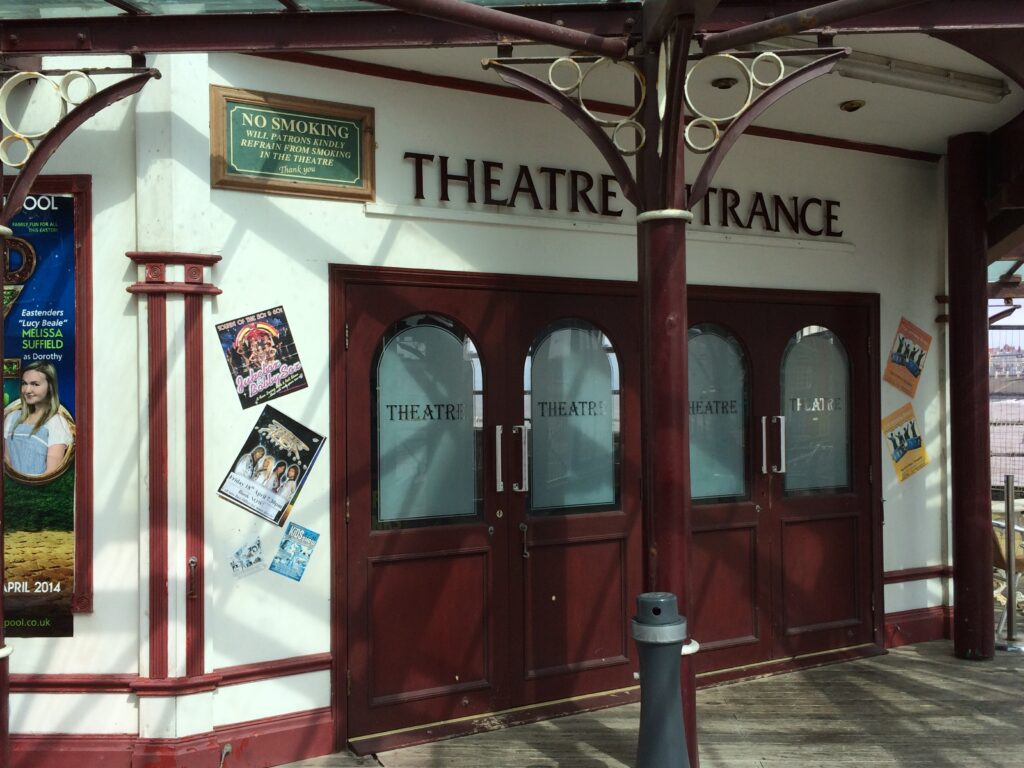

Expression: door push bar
xmin=761 ymin=416 xmax=787 ymax=474
xmin=495 ymin=425 xmax=504 ymax=492
xmin=512 ymin=423 xmax=530 ymax=493
xmin=771 ymin=415 xmax=786 ymax=474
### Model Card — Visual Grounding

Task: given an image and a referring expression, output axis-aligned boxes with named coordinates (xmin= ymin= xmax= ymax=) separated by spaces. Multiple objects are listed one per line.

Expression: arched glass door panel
xmin=780 ymin=325 xmax=850 ymax=494
xmin=372 ymin=313 xmax=482 ymax=528
xmin=688 ymin=324 xmax=749 ymax=502
xmin=525 ymin=319 xmax=619 ymax=515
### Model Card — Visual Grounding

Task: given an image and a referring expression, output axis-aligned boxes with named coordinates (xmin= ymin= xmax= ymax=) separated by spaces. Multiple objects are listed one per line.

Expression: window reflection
xmin=688 ymin=324 xmax=749 ymax=503
xmin=781 ymin=325 xmax=851 ymax=494
xmin=524 ymin=320 xmax=620 ymax=515
xmin=372 ymin=314 xmax=483 ymax=528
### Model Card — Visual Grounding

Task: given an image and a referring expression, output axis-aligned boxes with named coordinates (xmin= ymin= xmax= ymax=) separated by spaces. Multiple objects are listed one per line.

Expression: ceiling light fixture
xmin=750 ymin=37 xmax=1010 ymax=104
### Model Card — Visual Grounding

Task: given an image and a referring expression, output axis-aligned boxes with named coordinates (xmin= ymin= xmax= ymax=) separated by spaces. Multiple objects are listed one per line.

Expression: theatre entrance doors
xmin=335 ymin=268 xmax=642 ymax=749
xmin=687 ymin=287 xmax=881 ymax=675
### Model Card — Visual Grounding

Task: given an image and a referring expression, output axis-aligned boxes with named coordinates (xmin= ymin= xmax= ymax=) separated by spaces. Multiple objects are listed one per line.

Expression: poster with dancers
xmin=883 ymin=317 xmax=932 ymax=397
xmin=882 ymin=403 xmax=929 ymax=482
xmin=216 ymin=306 xmax=307 ymax=409
xmin=219 ymin=406 xmax=324 ymax=525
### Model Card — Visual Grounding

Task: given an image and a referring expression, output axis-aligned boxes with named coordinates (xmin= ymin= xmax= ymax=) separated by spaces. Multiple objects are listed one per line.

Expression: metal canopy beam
xmin=702 ymin=0 xmax=926 ymax=54
xmin=704 ymin=0 xmax=1024 ymax=34
xmin=0 ymin=8 xmax=637 ymax=55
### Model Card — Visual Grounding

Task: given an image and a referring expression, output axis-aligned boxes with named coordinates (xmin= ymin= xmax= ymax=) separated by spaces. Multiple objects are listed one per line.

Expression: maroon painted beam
xmin=702 ymin=0 xmax=925 ymax=54
xmin=947 ymin=132 xmax=995 ymax=661
xmin=703 ymin=0 xmax=1024 ymax=34
xmin=0 ymin=8 xmax=637 ymax=56
xmin=369 ymin=0 xmax=628 ymax=57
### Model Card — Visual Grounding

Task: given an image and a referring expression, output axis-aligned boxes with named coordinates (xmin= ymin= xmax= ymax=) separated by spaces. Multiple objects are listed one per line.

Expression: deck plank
xmin=281 ymin=641 xmax=1024 ymax=768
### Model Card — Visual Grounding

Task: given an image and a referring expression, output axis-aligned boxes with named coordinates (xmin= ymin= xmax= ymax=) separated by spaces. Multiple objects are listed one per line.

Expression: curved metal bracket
xmin=1 ymin=68 xmax=161 ymax=226
xmin=688 ymin=49 xmax=848 ymax=206
xmin=483 ymin=59 xmax=641 ymax=209
xmin=481 ymin=60 xmax=638 ymax=210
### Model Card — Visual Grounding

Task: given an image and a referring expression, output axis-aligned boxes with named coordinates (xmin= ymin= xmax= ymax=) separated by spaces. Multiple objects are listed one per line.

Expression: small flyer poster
xmin=229 ymin=537 xmax=267 ymax=579
xmin=269 ymin=522 xmax=319 ymax=582
xmin=883 ymin=317 xmax=932 ymax=397
xmin=219 ymin=405 xmax=324 ymax=525
xmin=216 ymin=306 xmax=307 ymax=409
xmin=882 ymin=403 xmax=929 ymax=482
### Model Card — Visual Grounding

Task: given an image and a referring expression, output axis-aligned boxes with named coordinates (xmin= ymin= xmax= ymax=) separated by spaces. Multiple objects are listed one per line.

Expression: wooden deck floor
xmin=281 ymin=640 xmax=1024 ymax=767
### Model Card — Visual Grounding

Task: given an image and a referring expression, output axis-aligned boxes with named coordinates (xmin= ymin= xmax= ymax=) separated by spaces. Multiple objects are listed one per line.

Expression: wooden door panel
xmin=368 ymin=549 xmax=491 ymax=705
xmin=779 ymin=515 xmax=862 ymax=643
xmin=523 ymin=537 xmax=629 ymax=679
xmin=691 ymin=526 xmax=760 ymax=652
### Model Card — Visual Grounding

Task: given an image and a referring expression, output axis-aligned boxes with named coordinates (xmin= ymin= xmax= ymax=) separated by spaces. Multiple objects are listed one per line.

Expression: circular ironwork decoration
xmin=548 ymin=56 xmax=647 ymax=156
xmin=0 ymin=70 xmax=97 ymax=167
xmin=683 ymin=52 xmax=786 ymax=153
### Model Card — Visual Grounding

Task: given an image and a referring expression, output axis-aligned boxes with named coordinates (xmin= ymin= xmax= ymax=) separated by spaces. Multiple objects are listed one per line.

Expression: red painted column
xmin=127 ymin=253 xmax=221 ymax=685
xmin=947 ymin=133 xmax=994 ymax=660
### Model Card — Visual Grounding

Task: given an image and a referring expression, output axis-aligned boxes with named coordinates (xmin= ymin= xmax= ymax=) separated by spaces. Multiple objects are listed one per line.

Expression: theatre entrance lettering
xmin=338 ymin=271 xmax=641 ymax=747
xmin=687 ymin=288 xmax=879 ymax=673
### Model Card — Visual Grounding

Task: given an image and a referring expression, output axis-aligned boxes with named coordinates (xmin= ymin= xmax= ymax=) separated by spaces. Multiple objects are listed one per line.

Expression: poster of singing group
xmin=2 ymin=193 xmax=78 ymax=637
xmin=219 ymin=405 xmax=324 ymax=526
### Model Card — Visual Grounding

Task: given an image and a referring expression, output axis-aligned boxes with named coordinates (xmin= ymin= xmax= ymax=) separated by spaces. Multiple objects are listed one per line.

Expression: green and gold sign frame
xmin=211 ymin=85 xmax=375 ymax=202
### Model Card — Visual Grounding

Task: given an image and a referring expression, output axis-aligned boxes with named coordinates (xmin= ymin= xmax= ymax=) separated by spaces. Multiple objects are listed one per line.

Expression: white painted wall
xmin=6 ymin=47 xmax=953 ymax=734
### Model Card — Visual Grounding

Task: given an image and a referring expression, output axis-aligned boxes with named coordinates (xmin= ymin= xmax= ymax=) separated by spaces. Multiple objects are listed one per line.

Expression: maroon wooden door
xmin=506 ymin=291 xmax=642 ymax=705
xmin=345 ymin=281 xmax=512 ymax=739
xmin=344 ymin=275 xmax=641 ymax=743
xmin=688 ymin=289 xmax=878 ymax=674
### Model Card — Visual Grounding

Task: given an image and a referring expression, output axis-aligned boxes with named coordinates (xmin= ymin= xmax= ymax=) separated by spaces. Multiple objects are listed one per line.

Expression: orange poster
xmin=882 ymin=403 xmax=929 ymax=482
xmin=883 ymin=317 xmax=932 ymax=397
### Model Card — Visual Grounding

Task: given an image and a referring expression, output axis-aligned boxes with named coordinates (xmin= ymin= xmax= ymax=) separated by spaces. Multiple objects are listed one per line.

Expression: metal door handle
xmin=519 ymin=522 xmax=530 ymax=558
xmin=495 ymin=425 xmax=504 ymax=492
xmin=512 ymin=424 xmax=530 ymax=492
xmin=760 ymin=416 xmax=768 ymax=475
xmin=187 ymin=555 xmax=198 ymax=599
xmin=771 ymin=415 xmax=786 ymax=473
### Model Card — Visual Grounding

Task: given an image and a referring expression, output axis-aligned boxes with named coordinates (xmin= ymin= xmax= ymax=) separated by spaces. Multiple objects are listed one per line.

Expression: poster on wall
xmin=229 ymin=537 xmax=268 ymax=579
xmin=269 ymin=522 xmax=319 ymax=582
xmin=216 ymin=306 xmax=307 ymax=409
xmin=883 ymin=317 xmax=932 ymax=397
xmin=882 ymin=403 xmax=929 ymax=482
xmin=2 ymin=193 xmax=77 ymax=637
xmin=218 ymin=405 xmax=324 ymax=526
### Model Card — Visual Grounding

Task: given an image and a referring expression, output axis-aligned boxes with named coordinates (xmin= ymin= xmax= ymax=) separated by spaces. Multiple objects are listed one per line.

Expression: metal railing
xmin=996 ymin=476 xmax=1023 ymax=651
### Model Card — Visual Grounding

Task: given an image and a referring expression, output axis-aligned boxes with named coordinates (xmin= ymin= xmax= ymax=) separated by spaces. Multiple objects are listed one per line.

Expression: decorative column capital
xmin=127 ymin=252 xmax=222 ymax=296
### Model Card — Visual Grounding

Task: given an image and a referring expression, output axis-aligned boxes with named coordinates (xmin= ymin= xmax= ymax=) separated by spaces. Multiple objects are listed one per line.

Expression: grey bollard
xmin=633 ymin=592 xmax=690 ymax=768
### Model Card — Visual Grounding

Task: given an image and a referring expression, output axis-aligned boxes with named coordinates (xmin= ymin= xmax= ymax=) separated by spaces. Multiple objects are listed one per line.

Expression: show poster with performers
xmin=219 ymin=406 xmax=324 ymax=525
xmin=216 ymin=306 xmax=307 ymax=409
xmin=883 ymin=317 xmax=932 ymax=397
xmin=882 ymin=403 xmax=929 ymax=482
xmin=2 ymin=193 xmax=77 ymax=637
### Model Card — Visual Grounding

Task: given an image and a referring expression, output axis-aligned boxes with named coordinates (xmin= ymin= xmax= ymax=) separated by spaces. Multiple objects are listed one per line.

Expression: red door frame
xmin=328 ymin=265 xmax=643 ymax=751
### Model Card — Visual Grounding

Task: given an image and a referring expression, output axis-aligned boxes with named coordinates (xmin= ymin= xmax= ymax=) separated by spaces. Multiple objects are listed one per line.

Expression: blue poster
xmin=3 ymin=192 xmax=77 ymax=637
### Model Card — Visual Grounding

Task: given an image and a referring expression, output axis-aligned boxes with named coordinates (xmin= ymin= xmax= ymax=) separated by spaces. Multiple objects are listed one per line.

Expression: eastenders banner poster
xmin=882 ymin=403 xmax=929 ymax=482
xmin=219 ymin=405 xmax=324 ymax=525
xmin=2 ymin=193 xmax=77 ymax=637
xmin=216 ymin=306 xmax=307 ymax=409
xmin=883 ymin=317 xmax=932 ymax=398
